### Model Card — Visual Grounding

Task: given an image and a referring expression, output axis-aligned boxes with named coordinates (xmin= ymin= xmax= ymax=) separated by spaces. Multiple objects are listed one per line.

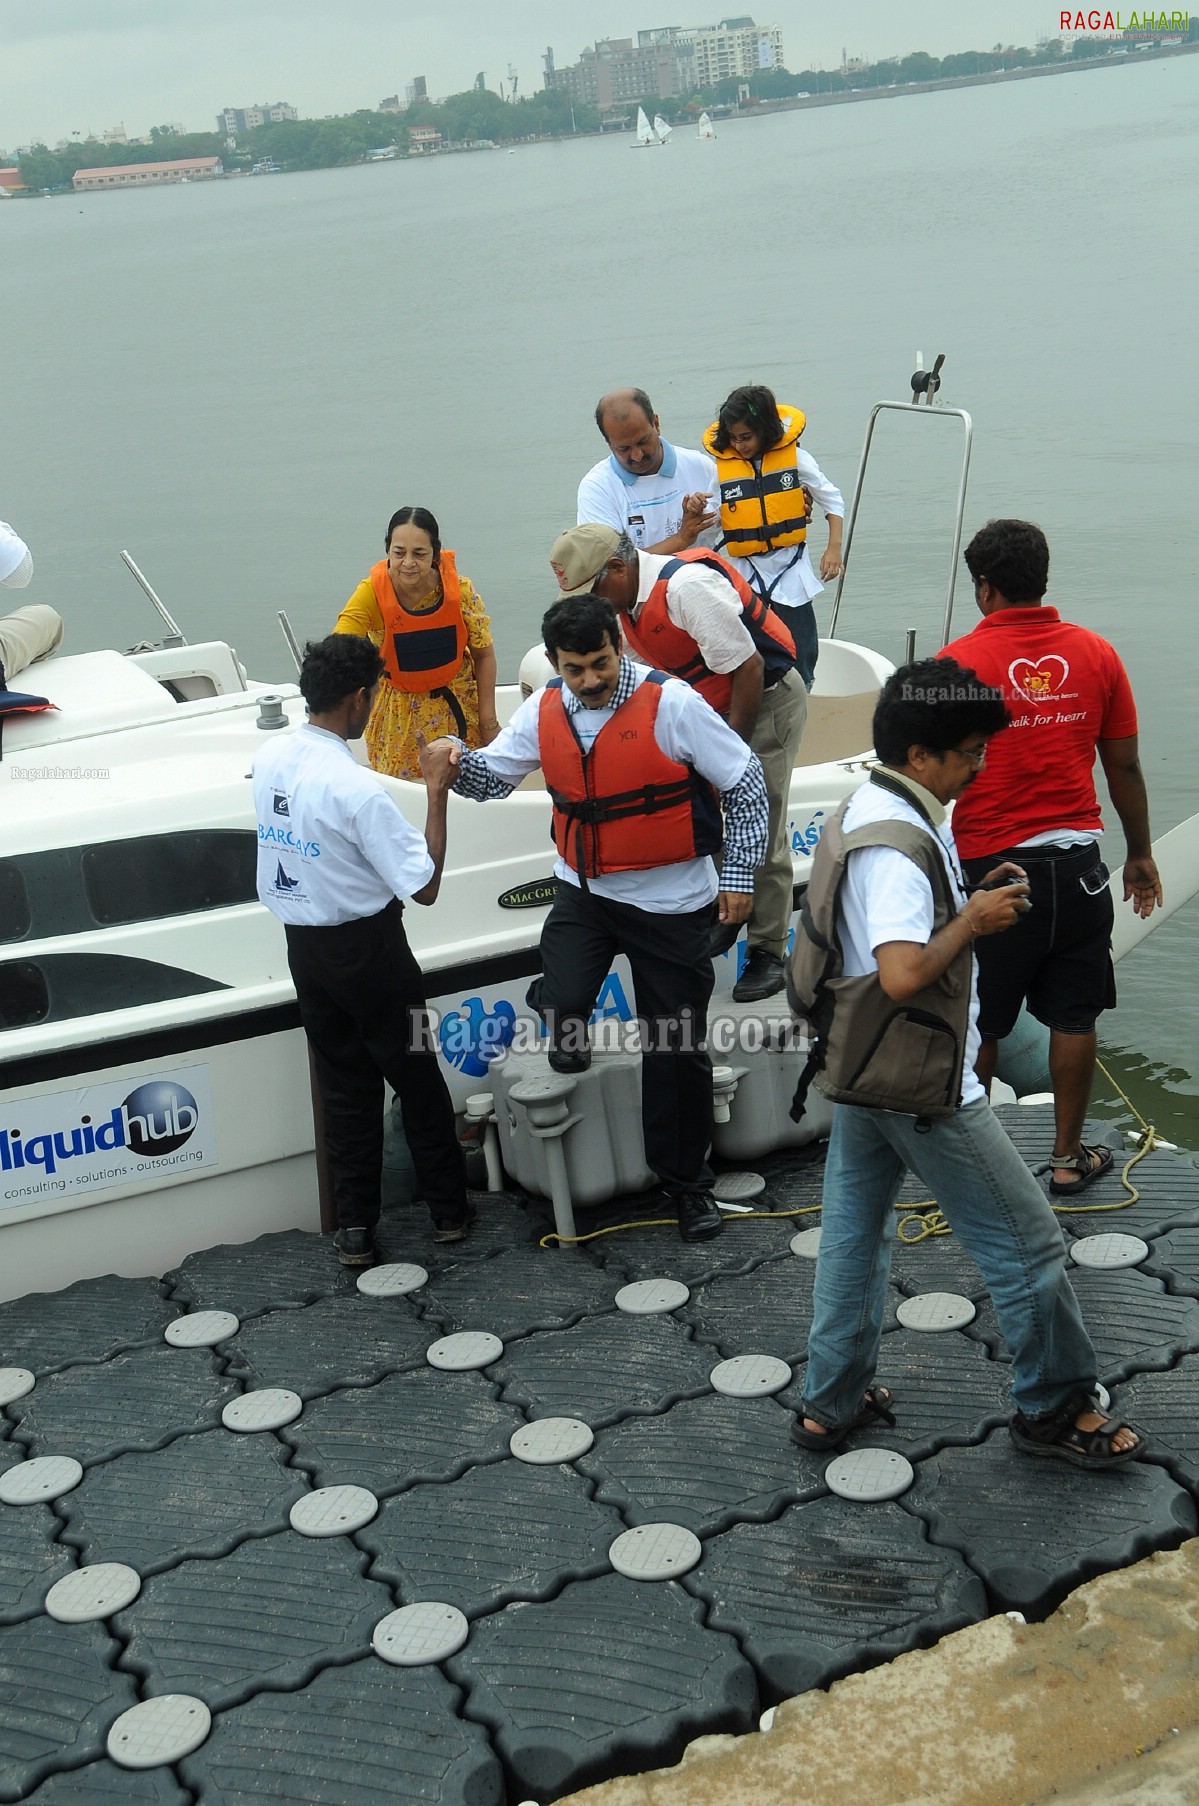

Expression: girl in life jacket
xmin=702 ymin=384 xmax=845 ymax=689
xmin=333 ymin=505 xmax=498 ymax=782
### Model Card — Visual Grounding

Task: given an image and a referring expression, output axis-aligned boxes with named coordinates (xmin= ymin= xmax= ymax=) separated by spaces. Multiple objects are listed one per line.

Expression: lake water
xmin=4 ymin=55 xmax=1198 ymax=1137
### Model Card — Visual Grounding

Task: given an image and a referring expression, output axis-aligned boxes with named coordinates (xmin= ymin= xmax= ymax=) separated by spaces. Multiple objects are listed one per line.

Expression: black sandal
xmin=791 ymin=1385 xmax=896 ymax=1452
xmin=1010 ymin=1402 xmax=1145 ymax=1469
xmin=1048 ymin=1143 xmax=1114 ymax=1197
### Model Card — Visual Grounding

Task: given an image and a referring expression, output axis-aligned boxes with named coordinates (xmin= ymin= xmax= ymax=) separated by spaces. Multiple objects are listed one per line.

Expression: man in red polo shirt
xmin=940 ymin=519 xmax=1162 ymax=1196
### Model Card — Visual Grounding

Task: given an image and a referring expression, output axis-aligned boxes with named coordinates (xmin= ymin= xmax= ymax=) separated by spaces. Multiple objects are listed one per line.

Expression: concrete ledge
xmin=559 ymin=1538 xmax=1199 ymax=1806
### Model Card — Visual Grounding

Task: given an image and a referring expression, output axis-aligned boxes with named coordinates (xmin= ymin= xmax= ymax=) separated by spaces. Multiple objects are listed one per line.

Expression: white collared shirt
xmin=577 ymin=441 xmax=719 ymax=550
xmin=252 ymin=723 xmax=433 ymax=926
xmin=631 ymin=550 xmax=757 ymax=675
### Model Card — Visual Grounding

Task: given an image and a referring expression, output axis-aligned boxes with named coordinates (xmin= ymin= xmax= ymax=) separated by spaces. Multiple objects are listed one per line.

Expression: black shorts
xmin=961 ymin=843 xmax=1116 ymax=1039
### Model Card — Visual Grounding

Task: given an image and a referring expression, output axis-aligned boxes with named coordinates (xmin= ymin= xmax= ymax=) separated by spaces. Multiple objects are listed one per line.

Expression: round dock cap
xmin=825 ymin=1448 xmax=914 ymax=1502
xmin=709 ymin=1355 xmax=792 ymax=1398
xmin=615 ymin=1279 xmax=690 ymax=1315
xmin=45 ymin=1562 xmax=141 ymax=1623
xmin=372 ymin=1602 xmax=469 ymax=1666
xmin=108 ymin=1696 xmax=210 ymax=1768
xmin=895 ymin=1291 xmax=976 ymax=1332
xmin=609 ymin=1523 xmax=702 ymax=1581
xmin=0 ymin=1368 xmax=35 ymax=1407
xmin=222 ymin=1389 xmax=302 ymax=1433
xmin=510 ymin=1418 xmax=594 ymax=1464
xmin=289 ymin=1484 xmax=378 ymax=1538
xmin=712 ymin=1172 xmax=766 ymax=1204
xmin=164 ymin=1310 xmax=240 ymax=1348
xmin=357 ymin=1262 xmax=428 ymax=1297
xmin=0 ymin=1456 xmax=83 ymax=1506
xmin=1070 ymin=1233 xmax=1149 ymax=1270
xmin=789 ymin=1228 xmax=822 ymax=1259
xmin=426 ymin=1331 xmax=503 ymax=1371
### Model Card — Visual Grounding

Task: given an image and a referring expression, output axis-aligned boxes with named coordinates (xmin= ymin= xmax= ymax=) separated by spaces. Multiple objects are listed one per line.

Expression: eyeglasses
xmin=952 ymin=743 xmax=988 ymax=765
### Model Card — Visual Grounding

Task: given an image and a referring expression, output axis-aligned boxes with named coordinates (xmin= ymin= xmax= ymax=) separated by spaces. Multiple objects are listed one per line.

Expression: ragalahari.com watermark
xmin=7 ymin=764 xmax=110 ymax=781
xmin=410 ymin=1007 xmax=810 ymax=1062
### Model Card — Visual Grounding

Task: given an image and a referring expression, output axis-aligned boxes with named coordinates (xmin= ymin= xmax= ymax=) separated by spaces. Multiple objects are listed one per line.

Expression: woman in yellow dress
xmin=333 ymin=505 xmax=499 ymax=780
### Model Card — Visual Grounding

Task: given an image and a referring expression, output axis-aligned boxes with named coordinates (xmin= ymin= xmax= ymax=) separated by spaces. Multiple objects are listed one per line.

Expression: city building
xmin=102 ymin=124 xmax=127 ymax=144
xmin=0 ymin=168 xmax=24 ymax=194
xmin=545 ymin=17 xmax=784 ymax=108
xmin=405 ymin=77 xmax=428 ymax=108
xmin=379 ymin=96 xmax=402 ymax=113
xmin=407 ymin=125 xmax=441 ymax=153
xmin=73 ymin=158 xmax=223 ymax=192
xmin=216 ymin=103 xmax=297 ymax=135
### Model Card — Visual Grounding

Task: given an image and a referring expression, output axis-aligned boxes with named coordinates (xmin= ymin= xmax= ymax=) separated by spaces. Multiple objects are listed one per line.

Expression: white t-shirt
xmin=0 ymin=522 xmax=32 ymax=588
xmin=465 ymin=668 xmax=752 ymax=913
xmin=838 ymin=778 xmax=984 ymax=1108
xmin=632 ymin=551 xmax=757 ymax=675
xmin=577 ymin=441 xmax=719 ymax=551
xmin=252 ymin=722 xmax=434 ymax=926
xmin=720 ymin=446 xmax=844 ymax=608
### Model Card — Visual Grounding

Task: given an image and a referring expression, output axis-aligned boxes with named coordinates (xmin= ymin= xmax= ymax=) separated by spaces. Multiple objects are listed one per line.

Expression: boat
xmin=697 ymin=111 xmax=717 ymax=139
xmin=653 ymin=113 xmax=672 ymax=144
xmin=631 ymin=107 xmax=657 ymax=148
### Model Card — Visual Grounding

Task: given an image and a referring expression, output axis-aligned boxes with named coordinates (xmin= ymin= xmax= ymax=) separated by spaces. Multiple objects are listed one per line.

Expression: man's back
xmin=941 ymin=607 xmax=1138 ymax=859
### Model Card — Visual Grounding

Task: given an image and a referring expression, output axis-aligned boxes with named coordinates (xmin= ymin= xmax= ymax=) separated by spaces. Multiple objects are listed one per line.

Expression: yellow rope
xmin=539 ymin=1065 xmax=1161 ymax=1248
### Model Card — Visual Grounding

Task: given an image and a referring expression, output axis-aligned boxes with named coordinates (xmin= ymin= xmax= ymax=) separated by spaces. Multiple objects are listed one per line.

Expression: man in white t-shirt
xmin=577 ymin=387 xmax=718 ymax=555
xmin=0 ymin=520 xmax=33 ymax=589
xmin=252 ymin=635 xmax=470 ymax=1265
xmin=790 ymin=658 xmax=1144 ymax=1472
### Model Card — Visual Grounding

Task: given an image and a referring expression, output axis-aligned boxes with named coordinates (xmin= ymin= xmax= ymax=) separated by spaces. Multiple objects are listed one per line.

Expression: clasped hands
xmin=416 ymin=733 xmax=461 ymax=788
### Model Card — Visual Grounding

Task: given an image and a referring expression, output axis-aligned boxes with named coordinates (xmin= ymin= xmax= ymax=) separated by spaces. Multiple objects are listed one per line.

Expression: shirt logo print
xmin=1009 ymin=655 xmax=1070 ymax=701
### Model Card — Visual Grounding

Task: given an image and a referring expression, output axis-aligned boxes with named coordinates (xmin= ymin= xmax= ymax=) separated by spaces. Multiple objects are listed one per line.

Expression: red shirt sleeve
xmin=1098 ymin=643 xmax=1138 ymax=740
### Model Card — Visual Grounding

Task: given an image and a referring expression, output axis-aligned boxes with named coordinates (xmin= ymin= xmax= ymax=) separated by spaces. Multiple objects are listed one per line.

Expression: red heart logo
xmin=1008 ymin=655 xmax=1069 ymax=698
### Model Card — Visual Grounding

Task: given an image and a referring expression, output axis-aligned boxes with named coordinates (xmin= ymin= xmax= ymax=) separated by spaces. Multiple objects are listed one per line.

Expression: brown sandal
xmin=791 ymin=1385 xmax=896 ymax=1452
xmin=1010 ymin=1403 xmax=1145 ymax=1469
xmin=1048 ymin=1144 xmax=1114 ymax=1197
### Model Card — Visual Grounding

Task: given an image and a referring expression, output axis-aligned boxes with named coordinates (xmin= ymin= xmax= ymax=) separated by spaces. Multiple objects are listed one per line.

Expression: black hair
xmin=541 ymin=595 xmax=621 ymax=661
xmin=594 ymin=388 xmax=656 ymax=437
xmin=299 ymin=635 xmax=384 ymax=714
xmin=872 ymin=657 xmax=1011 ymax=765
xmin=710 ymin=383 xmax=786 ymax=455
xmin=963 ymin=519 xmax=1049 ymax=603
xmin=385 ymin=505 xmax=442 ymax=562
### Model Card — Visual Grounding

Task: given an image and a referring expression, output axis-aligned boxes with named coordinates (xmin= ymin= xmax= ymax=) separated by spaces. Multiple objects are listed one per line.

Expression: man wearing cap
xmin=550 ymin=521 xmax=805 ymax=1004
xmin=424 ymin=594 xmax=769 ymax=1243
xmin=577 ymin=387 xmax=718 ymax=555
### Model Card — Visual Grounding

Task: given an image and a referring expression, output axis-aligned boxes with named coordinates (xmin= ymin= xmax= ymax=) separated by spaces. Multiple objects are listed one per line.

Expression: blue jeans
xmin=803 ymin=1099 xmax=1098 ymax=1426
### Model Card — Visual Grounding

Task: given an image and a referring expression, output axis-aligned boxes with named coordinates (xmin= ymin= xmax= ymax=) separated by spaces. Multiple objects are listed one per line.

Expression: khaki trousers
xmin=747 ymin=667 xmax=808 ymax=957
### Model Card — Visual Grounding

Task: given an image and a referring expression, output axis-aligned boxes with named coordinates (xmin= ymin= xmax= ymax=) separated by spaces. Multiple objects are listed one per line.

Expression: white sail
xmin=634 ymin=107 xmax=655 ymax=147
xmin=697 ymin=111 xmax=716 ymax=139
xmin=653 ymin=113 xmax=672 ymax=143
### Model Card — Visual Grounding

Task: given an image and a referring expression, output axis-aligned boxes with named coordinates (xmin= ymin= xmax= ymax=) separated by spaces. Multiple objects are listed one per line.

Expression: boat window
xmin=80 ymin=831 xmax=258 ymax=926
xmin=0 ymin=961 xmax=50 ymax=1029
xmin=0 ymin=953 xmax=227 ymax=1031
xmin=0 ymin=862 xmax=32 ymax=944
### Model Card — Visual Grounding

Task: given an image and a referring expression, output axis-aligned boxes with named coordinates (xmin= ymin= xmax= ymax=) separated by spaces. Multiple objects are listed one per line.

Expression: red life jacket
xmin=538 ymin=675 xmax=722 ymax=880
xmin=370 ymin=550 xmax=468 ymax=693
xmin=620 ymin=548 xmax=796 ymax=714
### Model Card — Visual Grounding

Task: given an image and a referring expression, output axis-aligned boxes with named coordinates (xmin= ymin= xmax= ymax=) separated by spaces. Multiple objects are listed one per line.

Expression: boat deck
xmin=2 ymin=1103 xmax=1198 ymax=1805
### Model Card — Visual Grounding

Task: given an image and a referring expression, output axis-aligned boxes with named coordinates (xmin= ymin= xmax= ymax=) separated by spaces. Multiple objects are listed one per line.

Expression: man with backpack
xmin=787 ymin=659 xmax=1144 ymax=1470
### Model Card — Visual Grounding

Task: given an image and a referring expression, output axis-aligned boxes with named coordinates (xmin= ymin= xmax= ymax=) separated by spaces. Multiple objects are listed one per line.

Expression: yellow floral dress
xmin=333 ymin=572 xmax=493 ymax=780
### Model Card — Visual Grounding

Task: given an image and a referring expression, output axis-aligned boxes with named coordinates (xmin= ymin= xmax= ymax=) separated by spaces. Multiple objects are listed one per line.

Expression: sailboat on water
xmin=653 ymin=113 xmax=672 ymax=144
xmin=631 ymin=107 xmax=657 ymax=148
xmin=697 ymin=111 xmax=716 ymax=139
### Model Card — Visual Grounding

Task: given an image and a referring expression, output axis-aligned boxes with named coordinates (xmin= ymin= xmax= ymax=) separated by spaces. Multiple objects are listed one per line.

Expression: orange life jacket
xmin=370 ymin=551 xmax=469 ymax=693
xmin=621 ymin=549 xmax=796 ymax=714
xmin=539 ymin=675 xmax=722 ymax=880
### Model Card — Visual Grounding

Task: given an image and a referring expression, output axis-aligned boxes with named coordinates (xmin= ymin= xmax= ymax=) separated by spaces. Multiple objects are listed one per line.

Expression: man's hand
xmin=962 ymin=880 xmax=1031 ymax=936
xmin=1123 ymin=854 xmax=1162 ymax=919
xmin=676 ymin=492 xmax=716 ymax=547
xmin=417 ymin=733 xmax=460 ymax=789
xmin=716 ymin=890 xmax=753 ymax=926
xmin=974 ymin=859 xmax=1027 ymax=891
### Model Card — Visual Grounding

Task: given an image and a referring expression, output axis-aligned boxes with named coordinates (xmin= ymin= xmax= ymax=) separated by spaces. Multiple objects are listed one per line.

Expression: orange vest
xmin=370 ymin=551 xmax=468 ymax=692
xmin=621 ymin=549 xmax=796 ymax=714
xmin=538 ymin=676 xmax=722 ymax=880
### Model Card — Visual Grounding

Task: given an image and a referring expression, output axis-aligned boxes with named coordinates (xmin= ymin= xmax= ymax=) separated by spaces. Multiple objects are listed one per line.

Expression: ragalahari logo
xmin=1008 ymin=655 xmax=1070 ymax=702
xmin=1060 ymin=9 xmax=1190 ymax=31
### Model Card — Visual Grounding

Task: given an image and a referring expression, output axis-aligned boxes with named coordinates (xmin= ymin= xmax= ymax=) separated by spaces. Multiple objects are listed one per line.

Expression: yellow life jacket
xmin=702 ymin=403 xmax=809 ymax=558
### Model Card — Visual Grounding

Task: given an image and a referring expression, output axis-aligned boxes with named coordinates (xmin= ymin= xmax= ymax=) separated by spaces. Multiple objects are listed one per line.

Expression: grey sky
xmin=1 ymin=1 xmax=1054 ymax=150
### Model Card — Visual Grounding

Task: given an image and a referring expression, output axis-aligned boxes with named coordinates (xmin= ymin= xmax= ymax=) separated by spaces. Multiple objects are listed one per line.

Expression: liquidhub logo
xmin=1 ymin=1079 xmax=200 ymax=1177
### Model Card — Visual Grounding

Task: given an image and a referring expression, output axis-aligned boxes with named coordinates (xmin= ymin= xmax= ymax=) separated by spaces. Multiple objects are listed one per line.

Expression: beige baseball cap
xmin=550 ymin=523 xmax=622 ymax=596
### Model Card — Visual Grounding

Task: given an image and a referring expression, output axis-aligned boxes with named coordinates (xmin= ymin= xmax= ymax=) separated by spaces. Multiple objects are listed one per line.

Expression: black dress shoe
xmin=432 ymin=1203 xmax=476 ymax=1244
xmin=732 ymin=949 xmax=786 ymax=1002
xmin=674 ymin=1192 xmax=724 ymax=1242
xmin=333 ymin=1226 xmax=376 ymax=1267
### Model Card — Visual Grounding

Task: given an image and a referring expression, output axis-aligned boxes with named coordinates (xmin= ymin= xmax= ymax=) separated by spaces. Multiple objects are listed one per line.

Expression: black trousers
xmin=532 ymin=882 xmax=715 ymax=1196
xmin=285 ymin=899 xmax=467 ymax=1231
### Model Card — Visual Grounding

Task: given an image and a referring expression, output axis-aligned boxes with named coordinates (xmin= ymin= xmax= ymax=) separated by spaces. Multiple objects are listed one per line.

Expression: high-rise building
xmin=216 ymin=102 xmax=297 ymax=134
xmin=405 ymin=77 xmax=428 ymax=108
xmin=545 ymin=18 xmax=785 ymax=109
xmin=683 ymin=18 xmax=784 ymax=86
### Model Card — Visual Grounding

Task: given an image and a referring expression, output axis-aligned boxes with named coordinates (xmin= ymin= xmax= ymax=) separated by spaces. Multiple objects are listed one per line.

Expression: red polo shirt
xmin=939 ymin=606 xmax=1138 ymax=860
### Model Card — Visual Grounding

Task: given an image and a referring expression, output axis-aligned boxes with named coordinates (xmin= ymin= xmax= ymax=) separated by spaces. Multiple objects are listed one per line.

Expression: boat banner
xmin=0 ymin=1065 xmax=218 ymax=1211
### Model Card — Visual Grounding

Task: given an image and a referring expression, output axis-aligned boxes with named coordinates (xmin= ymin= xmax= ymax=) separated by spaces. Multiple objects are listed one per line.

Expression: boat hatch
xmin=0 ymin=954 xmax=228 ymax=1031
xmin=0 ymin=831 xmax=258 ymax=942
